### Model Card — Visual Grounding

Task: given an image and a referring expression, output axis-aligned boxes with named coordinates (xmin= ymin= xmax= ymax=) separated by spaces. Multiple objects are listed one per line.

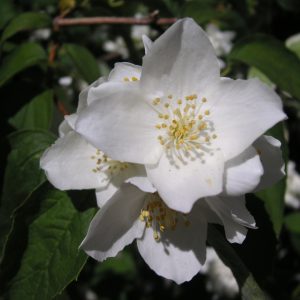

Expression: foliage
xmin=0 ymin=0 xmax=300 ymax=299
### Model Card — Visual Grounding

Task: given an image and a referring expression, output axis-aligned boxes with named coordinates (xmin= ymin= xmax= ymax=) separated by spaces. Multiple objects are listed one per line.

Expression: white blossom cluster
xmin=41 ymin=18 xmax=286 ymax=285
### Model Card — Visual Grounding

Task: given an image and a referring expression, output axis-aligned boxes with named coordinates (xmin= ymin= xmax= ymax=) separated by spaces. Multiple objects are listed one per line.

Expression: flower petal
xmin=96 ymin=164 xmax=156 ymax=207
xmin=141 ymin=18 xmax=219 ymax=96
xmin=77 ymin=77 xmax=106 ymax=113
xmin=76 ymin=81 xmax=162 ymax=164
xmin=146 ymin=151 xmax=224 ymax=213
xmin=208 ymin=78 xmax=286 ymax=160
xmin=142 ymin=35 xmax=153 ymax=54
xmin=225 ymin=146 xmax=263 ymax=196
xmin=81 ymin=184 xmax=146 ymax=261
xmin=108 ymin=62 xmax=142 ymax=82
xmin=206 ymin=196 xmax=256 ymax=244
xmin=137 ymin=202 xmax=207 ymax=284
xmin=40 ymin=131 xmax=108 ymax=190
xmin=253 ymin=135 xmax=285 ymax=191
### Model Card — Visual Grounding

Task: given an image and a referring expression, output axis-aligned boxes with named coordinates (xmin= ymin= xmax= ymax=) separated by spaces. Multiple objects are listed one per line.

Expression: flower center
xmin=90 ymin=149 xmax=129 ymax=177
xmin=139 ymin=193 xmax=190 ymax=241
xmin=153 ymin=93 xmax=217 ymax=162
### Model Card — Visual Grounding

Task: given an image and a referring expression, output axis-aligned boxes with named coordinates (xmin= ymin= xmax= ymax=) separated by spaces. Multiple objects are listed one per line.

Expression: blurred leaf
xmin=183 ymin=0 xmax=244 ymax=28
xmin=64 ymin=44 xmax=100 ymax=84
xmin=277 ymin=0 xmax=300 ymax=12
xmin=285 ymin=213 xmax=300 ymax=233
xmin=0 ymin=130 xmax=55 ymax=262
xmin=94 ymin=251 xmax=136 ymax=280
xmin=256 ymin=123 xmax=287 ymax=237
xmin=248 ymin=67 xmax=274 ymax=87
xmin=9 ymin=190 xmax=95 ymax=300
xmin=286 ymin=33 xmax=300 ymax=59
xmin=0 ymin=42 xmax=47 ymax=87
xmin=0 ymin=12 xmax=51 ymax=44
xmin=9 ymin=90 xmax=54 ymax=130
xmin=229 ymin=35 xmax=300 ymax=100
xmin=59 ymin=0 xmax=76 ymax=13
xmin=0 ymin=0 xmax=16 ymax=30
xmin=208 ymin=225 xmax=268 ymax=300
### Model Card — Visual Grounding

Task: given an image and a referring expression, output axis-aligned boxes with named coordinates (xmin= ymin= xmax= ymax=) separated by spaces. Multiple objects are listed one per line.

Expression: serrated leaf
xmin=64 ymin=44 xmax=100 ymax=84
xmin=207 ymin=225 xmax=268 ymax=300
xmin=9 ymin=90 xmax=54 ymax=130
xmin=229 ymin=35 xmax=300 ymax=100
xmin=0 ymin=42 xmax=47 ymax=87
xmin=1 ymin=12 xmax=51 ymax=43
xmin=285 ymin=213 xmax=300 ymax=233
xmin=0 ymin=130 xmax=56 ymax=262
xmin=9 ymin=190 xmax=95 ymax=300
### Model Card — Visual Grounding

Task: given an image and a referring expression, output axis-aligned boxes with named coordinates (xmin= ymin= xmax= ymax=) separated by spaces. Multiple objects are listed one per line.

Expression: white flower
xmin=103 ymin=36 xmax=129 ymax=59
xmin=204 ymin=248 xmax=239 ymax=298
xmin=285 ymin=161 xmax=300 ymax=209
xmin=76 ymin=18 xmax=286 ymax=213
xmin=40 ymin=75 xmax=155 ymax=205
xmin=80 ymin=184 xmax=253 ymax=284
xmin=80 ymin=133 xmax=284 ymax=284
xmin=205 ymin=23 xmax=235 ymax=57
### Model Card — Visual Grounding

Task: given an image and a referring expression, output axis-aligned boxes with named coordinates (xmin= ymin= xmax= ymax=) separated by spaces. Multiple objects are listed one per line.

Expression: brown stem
xmin=53 ymin=16 xmax=177 ymax=29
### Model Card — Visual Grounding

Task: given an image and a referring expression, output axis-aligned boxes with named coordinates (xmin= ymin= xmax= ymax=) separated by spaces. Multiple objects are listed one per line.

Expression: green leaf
xmin=207 ymin=225 xmax=268 ymax=300
xmin=1 ymin=12 xmax=51 ymax=43
xmin=64 ymin=44 xmax=100 ymax=84
xmin=286 ymin=33 xmax=300 ymax=59
xmin=0 ymin=130 xmax=56 ymax=262
xmin=0 ymin=0 xmax=16 ymax=30
xmin=248 ymin=67 xmax=274 ymax=87
xmin=277 ymin=0 xmax=300 ymax=12
xmin=255 ymin=123 xmax=287 ymax=237
xmin=0 ymin=42 xmax=47 ymax=87
xmin=9 ymin=190 xmax=95 ymax=300
xmin=285 ymin=213 xmax=300 ymax=233
xmin=9 ymin=90 xmax=54 ymax=130
xmin=229 ymin=35 xmax=300 ymax=100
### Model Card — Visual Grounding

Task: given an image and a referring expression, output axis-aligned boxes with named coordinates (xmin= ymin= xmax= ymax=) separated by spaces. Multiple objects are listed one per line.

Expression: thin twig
xmin=53 ymin=16 xmax=177 ymax=29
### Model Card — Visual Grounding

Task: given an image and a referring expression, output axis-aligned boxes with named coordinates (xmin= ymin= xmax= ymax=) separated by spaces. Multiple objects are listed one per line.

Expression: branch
xmin=53 ymin=16 xmax=177 ymax=29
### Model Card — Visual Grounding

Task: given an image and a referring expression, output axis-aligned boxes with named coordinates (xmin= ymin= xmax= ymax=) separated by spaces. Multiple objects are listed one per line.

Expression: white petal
xmin=137 ymin=203 xmax=207 ymax=284
xmin=77 ymin=77 xmax=106 ymax=113
xmin=108 ymin=62 xmax=142 ymax=82
xmin=208 ymin=78 xmax=286 ymax=160
xmin=253 ymin=135 xmax=285 ymax=191
xmin=96 ymin=183 xmax=119 ymax=208
xmin=142 ymin=35 xmax=153 ymax=54
xmin=81 ymin=184 xmax=146 ymax=261
xmin=225 ymin=146 xmax=263 ymax=196
xmin=58 ymin=119 xmax=72 ymax=137
xmin=96 ymin=164 xmax=156 ymax=207
xmin=146 ymin=151 xmax=224 ymax=213
xmin=206 ymin=196 xmax=256 ymax=244
xmin=141 ymin=18 xmax=219 ymax=96
xmin=76 ymin=81 xmax=162 ymax=164
xmin=40 ymin=131 xmax=108 ymax=190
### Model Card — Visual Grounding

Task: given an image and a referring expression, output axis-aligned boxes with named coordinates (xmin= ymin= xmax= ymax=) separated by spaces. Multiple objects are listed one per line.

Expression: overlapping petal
xmin=81 ymin=184 xmax=145 ymax=261
xmin=146 ymin=150 xmax=224 ymax=213
xmin=207 ymin=78 xmax=286 ymax=161
xmin=76 ymin=81 xmax=162 ymax=164
xmin=137 ymin=201 xmax=207 ymax=284
xmin=40 ymin=131 xmax=108 ymax=190
xmin=225 ymin=146 xmax=263 ymax=196
xmin=206 ymin=196 xmax=256 ymax=244
xmin=141 ymin=18 xmax=219 ymax=97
